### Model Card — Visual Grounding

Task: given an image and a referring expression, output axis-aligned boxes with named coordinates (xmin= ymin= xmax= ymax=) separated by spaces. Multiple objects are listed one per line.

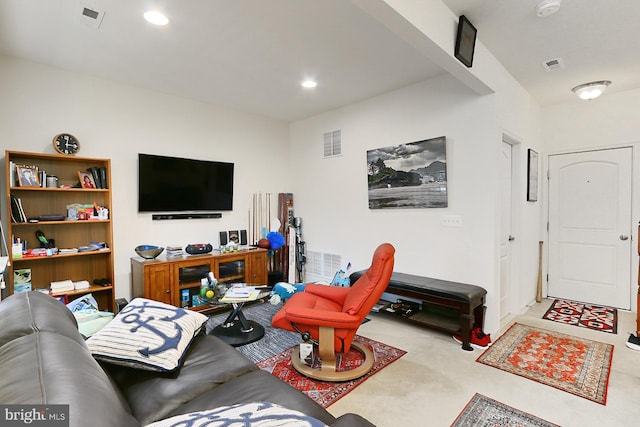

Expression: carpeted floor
xmin=207 ymin=301 xmax=407 ymax=408
xmin=206 ymin=301 xmax=301 ymax=363
xmin=450 ymin=393 xmax=560 ymax=427
xmin=257 ymin=335 xmax=406 ymax=407
xmin=542 ymin=298 xmax=618 ymax=334
xmin=476 ymin=323 xmax=614 ymax=405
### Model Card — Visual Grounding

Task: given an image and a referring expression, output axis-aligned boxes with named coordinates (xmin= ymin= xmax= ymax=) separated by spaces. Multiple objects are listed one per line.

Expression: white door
xmin=499 ymin=142 xmax=513 ymax=318
xmin=548 ymin=148 xmax=632 ymax=309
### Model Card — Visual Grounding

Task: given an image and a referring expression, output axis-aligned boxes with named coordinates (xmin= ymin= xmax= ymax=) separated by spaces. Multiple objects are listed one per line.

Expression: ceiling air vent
xmin=323 ymin=130 xmax=341 ymax=158
xmin=79 ymin=5 xmax=105 ymax=29
xmin=543 ymin=57 xmax=564 ymax=72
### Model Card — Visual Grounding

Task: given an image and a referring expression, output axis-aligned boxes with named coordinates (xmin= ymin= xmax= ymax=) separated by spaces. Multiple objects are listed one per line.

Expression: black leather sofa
xmin=0 ymin=291 xmax=374 ymax=426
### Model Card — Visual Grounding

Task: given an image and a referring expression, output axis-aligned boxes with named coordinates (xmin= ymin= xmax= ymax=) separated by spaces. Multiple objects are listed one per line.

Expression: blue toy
xmin=266 ymin=231 xmax=285 ymax=250
xmin=269 ymin=282 xmax=308 ymax=305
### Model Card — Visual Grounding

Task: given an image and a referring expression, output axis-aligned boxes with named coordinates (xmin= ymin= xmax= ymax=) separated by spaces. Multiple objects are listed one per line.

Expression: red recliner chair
xmin=272 ymin=243 xmax=395 ymax=381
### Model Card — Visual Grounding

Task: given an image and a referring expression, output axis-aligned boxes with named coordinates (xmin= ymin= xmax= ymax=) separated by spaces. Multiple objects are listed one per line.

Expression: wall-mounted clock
xmin=52 ymin=133 xmax=80 ymax=155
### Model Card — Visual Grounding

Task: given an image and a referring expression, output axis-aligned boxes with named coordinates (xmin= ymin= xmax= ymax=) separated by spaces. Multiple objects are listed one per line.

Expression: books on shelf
xmin=50 ymin=279 xmax=74 ymax=293
xmin=10 ymin=195 xmax=27 ymax=223
xmin=59 ymin=248 xmax=79 ymax=255
xmin=86 ymin=166 xmax=107 ymax=189
xmin=166 ymin=246 xmax=184 ymax=258
xmin=73 ymin=280 xmax=91 ymax=290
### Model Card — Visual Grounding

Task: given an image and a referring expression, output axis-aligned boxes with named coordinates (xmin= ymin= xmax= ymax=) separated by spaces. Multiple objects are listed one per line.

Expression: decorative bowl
xmin=135 ymin=245 xmax=164 ymax=259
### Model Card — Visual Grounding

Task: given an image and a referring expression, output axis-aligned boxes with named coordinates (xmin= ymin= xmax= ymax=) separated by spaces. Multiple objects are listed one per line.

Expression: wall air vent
xmin=543 ymin=57 xmax=564 ymax=72
xmin=79 ymin=5 xmax=105 ymax=29
xmin=306 ymin=251 xmax=342 ymax=280
xmin=323 ymin=130 xmax=341 ymax=158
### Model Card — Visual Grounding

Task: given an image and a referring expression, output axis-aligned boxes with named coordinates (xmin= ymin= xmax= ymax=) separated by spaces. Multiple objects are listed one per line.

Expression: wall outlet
xmin=441 ymin=214 xmax=463 ymax=227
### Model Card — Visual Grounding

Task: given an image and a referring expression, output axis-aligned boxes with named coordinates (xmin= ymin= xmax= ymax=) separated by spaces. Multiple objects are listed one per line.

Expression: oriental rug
xmin=543 ymin=299 xmax=617 ymax=334
xmin=450 ymin=393 xmax=560 ymax=427
xmin=256 ymin=335 xmax=406 ymax=408
xmin=207 ymin=301 xmax=302 ymax=363
xmin=476 ymin=323 xmax=613 ymax=405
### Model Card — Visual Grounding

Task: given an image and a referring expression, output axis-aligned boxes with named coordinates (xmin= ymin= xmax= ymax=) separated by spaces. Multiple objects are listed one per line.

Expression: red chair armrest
xmin=304 ymin=283 xmax=350 ymax=305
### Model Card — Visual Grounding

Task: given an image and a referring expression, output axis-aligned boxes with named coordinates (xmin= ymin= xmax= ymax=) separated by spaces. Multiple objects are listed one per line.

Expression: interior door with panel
xmin=499 ymin=141 xmax=514 ymax=318
xmin=548 ymin=148 xmax=632 ymax=309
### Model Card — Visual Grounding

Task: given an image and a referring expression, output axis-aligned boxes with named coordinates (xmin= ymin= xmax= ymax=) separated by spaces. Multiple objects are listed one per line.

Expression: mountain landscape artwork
xmin=367 ymin=136 xmax=447 ymax=209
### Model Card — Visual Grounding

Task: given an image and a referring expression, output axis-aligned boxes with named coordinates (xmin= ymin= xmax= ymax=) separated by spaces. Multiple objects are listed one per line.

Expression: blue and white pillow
xmin=86 ymin=298 xmax=208 ymax=371
xmin=143 ymin=402 xmax=327 ymax=427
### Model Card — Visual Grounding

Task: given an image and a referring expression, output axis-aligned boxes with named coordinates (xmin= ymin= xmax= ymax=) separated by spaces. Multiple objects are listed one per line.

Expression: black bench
xmin=350 ymin=271 xmax=487 ymax=351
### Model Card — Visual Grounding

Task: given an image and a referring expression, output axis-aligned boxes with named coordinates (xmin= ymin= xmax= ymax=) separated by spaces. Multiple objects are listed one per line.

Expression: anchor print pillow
xmin=144 ymin=402 xmax=328 ymax=427
xmin=86 ymin=298 xmax=208 ymax=371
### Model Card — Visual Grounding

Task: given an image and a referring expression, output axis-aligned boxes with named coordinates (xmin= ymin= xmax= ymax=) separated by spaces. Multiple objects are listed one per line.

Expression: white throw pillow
xmin=87 ymin=298 xmax=207 ymax=371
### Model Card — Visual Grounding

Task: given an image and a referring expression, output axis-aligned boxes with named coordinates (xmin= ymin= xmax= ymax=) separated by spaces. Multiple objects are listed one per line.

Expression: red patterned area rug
xmin=543 ymin=299 xmax=617 ymax=334
xmin=256 ymin=335 xmax=406 ymax=408
xmin=451 ymin=393 xmax=560 ymax=427
xmin=476 ymin=323 xmax=613 ymax=405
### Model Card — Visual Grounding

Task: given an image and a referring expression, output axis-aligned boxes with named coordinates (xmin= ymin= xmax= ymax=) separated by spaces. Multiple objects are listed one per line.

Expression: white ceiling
xmin=0 ymin=0 xmax=638 ymax=122
xmin=442 ymin=0 xmax=640 ymax=106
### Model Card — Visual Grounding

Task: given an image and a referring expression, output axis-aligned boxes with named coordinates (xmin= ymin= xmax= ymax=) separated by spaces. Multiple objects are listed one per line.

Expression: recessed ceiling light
xmin=301 ymin=80 xmax=317 ymax=89
xmin=144 ymin=11 xmax=169 ymax=26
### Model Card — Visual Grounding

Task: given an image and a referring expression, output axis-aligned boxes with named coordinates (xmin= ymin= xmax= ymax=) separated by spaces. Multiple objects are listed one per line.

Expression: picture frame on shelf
xmin=78 ymin=171 xmax=96 ymax=189
xmin=17 ymin=166 xmax=40 ymax=187
xmin=527 ymin=149 xmax=539 ymax=202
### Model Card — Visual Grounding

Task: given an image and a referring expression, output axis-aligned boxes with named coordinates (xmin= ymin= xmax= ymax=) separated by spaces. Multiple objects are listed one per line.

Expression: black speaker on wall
xmin=219 ymin=231 xmax=228 ymax=246
xmin=240 ymin=230 xmax=247 ymax=245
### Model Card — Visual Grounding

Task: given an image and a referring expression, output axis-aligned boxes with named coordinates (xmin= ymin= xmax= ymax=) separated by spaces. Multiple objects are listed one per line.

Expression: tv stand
xmin=131 ymin=249 xmax=268 ymax=314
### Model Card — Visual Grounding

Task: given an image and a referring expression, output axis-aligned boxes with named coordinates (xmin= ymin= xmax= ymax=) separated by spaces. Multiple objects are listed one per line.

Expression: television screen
xmin=138 ymin=153 xmax=234 ymax=212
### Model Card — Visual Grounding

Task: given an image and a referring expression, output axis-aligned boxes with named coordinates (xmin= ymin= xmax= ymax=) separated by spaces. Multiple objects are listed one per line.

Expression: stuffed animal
xmin=269 ymin=282 xmax=309 ymax=305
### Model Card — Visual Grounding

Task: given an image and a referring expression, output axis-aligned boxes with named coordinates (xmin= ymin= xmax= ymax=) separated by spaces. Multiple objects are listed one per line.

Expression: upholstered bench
xmin=350 ymin=271 xmax=487 ymax=351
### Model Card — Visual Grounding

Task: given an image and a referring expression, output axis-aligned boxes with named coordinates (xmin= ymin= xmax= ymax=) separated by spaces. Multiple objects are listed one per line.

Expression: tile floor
xmin=327 ymin=299 xmax=640 ymax=426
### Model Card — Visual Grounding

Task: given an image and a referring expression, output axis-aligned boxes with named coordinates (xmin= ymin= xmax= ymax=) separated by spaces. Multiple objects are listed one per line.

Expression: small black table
xmin=210 ymin=290 xmax=268 ymax=346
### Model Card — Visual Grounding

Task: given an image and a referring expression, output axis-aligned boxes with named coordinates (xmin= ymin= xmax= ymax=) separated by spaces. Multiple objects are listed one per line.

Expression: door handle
xmin=619 ymin=235 xmax=629 ymax=241
xmin=508 ymin=236 xmax=515 ymax=241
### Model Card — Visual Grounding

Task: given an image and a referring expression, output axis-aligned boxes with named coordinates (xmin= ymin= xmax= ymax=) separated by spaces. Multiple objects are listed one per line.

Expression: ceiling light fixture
xmin=571 ymin=80 xmax=612 ymax=100
xmin=301 ymin=80 xmax=317 ymax=89
xmin=144 ymin=11 xmax=169 ymax=26
xmin=536 ymin=0 xmax=561 ymax=17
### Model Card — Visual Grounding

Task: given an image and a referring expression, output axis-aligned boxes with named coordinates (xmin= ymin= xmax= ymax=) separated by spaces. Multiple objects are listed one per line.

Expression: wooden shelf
xmin=51 ymin=285 xmax=113 ymax=298
xmin=11 ymin=220 xmax=110 ymax=226
xmin=11 ymin=250 xmax=112 ymax=263
xmin=5 ymin=150 xmax=115 ymax=312
xmin=10 ymin=186 xmax=108 ymax=193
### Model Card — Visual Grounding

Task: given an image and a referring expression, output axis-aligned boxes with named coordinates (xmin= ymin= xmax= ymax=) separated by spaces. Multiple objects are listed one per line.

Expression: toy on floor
xmin=330 ymin=262 xmax=352 ymax=288
xmin=269 ymin=282 xmax=308 ymax=305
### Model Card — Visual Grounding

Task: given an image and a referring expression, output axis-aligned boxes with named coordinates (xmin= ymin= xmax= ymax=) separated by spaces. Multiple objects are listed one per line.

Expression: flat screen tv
xmin=138 ymin=153 xmax=234 ymax=212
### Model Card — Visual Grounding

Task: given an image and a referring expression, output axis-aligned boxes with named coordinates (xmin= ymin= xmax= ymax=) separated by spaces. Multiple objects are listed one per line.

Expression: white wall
xmin=290 ymin=74 xmax=508 ymax=333
xmin=0 ymin=56 xmax=290 ymax=300
xmin=289 ymin=0 xmax=546 ymax=333
xmin=542 ymin=88 xmax=640 ymax=151
xmin=542 ymin=88 xmax=640 ymax=312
